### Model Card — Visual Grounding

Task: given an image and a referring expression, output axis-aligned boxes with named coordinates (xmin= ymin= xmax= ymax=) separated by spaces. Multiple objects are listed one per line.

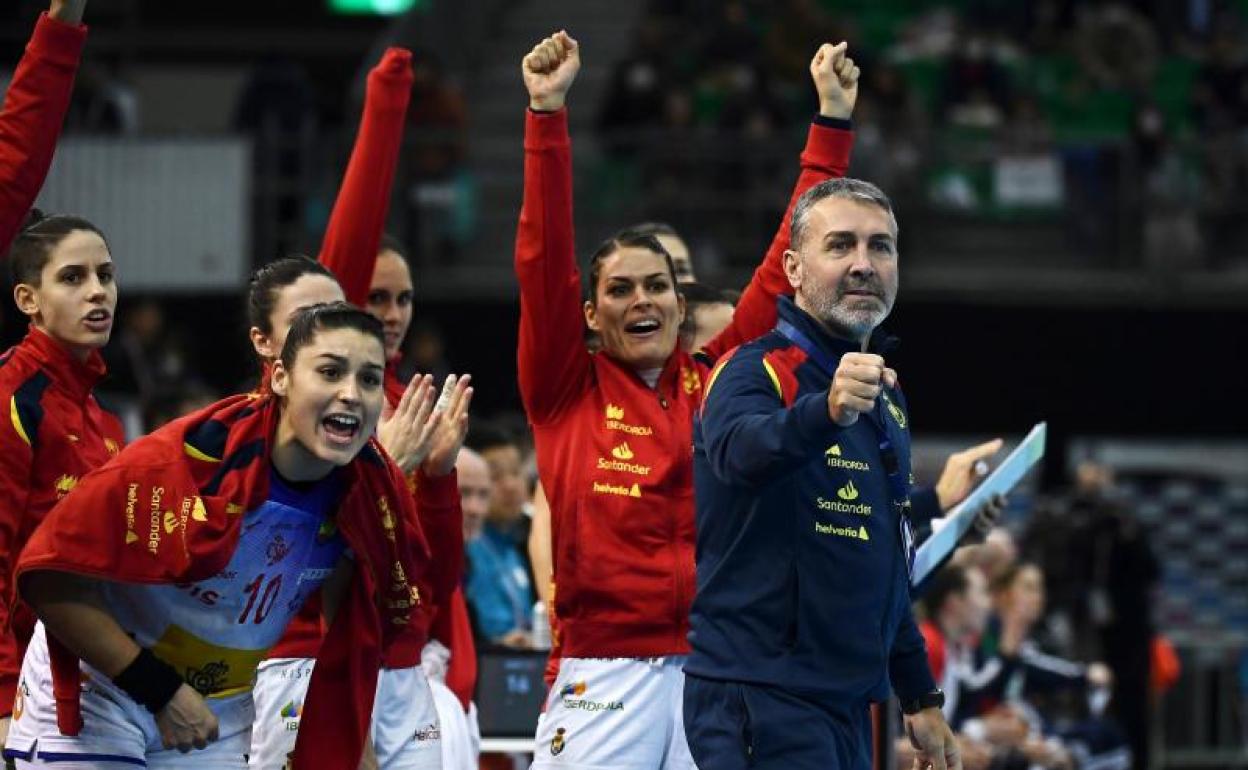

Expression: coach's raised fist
xmin=827 ymin=352 xmax=896 ymax=427
xmin=811 ymin=42 xmax=860 ymax=120
xmin=523 ymin=31 xmax=581 ymax=112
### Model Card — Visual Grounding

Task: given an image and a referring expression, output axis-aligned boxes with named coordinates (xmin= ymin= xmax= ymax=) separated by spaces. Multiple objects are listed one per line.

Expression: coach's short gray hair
xmin=789 ymin=178 xmax=898 ymax=251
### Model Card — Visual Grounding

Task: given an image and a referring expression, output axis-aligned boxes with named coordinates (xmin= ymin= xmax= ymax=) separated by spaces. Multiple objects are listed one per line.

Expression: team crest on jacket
xmin=54 ymin=474 xmax=77 ymax=499
xmin=681 ymin=366 xmax=701 ymax=395
xmin=551 ymin=727 xmax=567 ymax=756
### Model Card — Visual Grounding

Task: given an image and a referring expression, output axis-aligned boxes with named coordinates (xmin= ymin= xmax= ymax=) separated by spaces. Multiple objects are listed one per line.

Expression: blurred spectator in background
xmin=970 ymin=561 xmax=1128 ymax=770
xmin=1073 ymin=3 xmax=1158 ymax=92
xmin=939 ymin=31 xmax=1015 ymax=129
xmin=406 ymin=51 xmax=466 ymax=180
xmin=397 ymin=319 xmax=452 ymax=386
xmin=1133 ymin=103 xmax=1203 ymax=269
xmin=100 ymin=298 xmax=199 ymax=437
xmin=234 ymin=56 xmax=318 ymax=257
xmin=920 ymin=565 xmax=993 ymax=723
xmin=464 ymin=422 xmax=535 ymax=649
xmin=1068 ymin=461 xmax=1160 ymax=770
xmin=141 ymin=385 xmax=218 ymax=433
xmin=66 ymin=57 xmax=138 ymax=134
xmin=456 ymin=446 xmax=491 ymax=545
xmin=403 ymin=51 xmax=471 ymax=263
xmin=597 ymin=18 xmax=670 ymax=158
xmin=607 ymin=0 xmax=1248 ymax=272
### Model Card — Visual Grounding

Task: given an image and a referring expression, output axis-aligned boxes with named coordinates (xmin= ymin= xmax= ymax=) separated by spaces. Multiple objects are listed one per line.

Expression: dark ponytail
xmin=246 ymin=256 xmax=336 ymax=335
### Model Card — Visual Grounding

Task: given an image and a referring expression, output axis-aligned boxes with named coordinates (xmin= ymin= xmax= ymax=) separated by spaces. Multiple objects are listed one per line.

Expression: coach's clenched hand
xmin=156 ymin=683 xmax=219 ymax=753
xmin=827 ymin=352 xmax=896 ymax=427
xmin=811 ymin=42 xmax=860 ymax=120
xmin=523 ymin=31 xmax=581 ymax=112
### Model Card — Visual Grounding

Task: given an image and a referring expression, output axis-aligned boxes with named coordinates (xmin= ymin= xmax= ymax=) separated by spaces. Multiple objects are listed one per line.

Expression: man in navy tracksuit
xmin=684 ymin=178 xmax=963 ymax=770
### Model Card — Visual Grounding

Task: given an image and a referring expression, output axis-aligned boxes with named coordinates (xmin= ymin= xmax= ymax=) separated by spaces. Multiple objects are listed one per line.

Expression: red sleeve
xmin=0 ymin=13 xmax=87 ymax=257
xmin=700 ymin=119 xmax=854 ymax=361
xmin=919 ymin=620 xmax=946 ymax=683
xmin=515 ymin=108 xmax=594 ymax=424
xmin=0 ymin=401 xmax=34 ymax=714
xmin=317 ymin=48 xmax=414 ymax=307
xmin=414 ymin=468 xmax=463 ymax=608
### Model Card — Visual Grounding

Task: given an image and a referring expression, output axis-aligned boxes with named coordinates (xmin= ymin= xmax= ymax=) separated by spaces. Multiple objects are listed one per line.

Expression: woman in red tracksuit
xmin=0 ymin=211 xmax=125 ymax=744
xmin=515 ymin=31 xmax=859 ymax=768
xmin=0 ymin=0 xmax=107 ymax=743
xmin=0 ymin=0 xmax=97 ymax=718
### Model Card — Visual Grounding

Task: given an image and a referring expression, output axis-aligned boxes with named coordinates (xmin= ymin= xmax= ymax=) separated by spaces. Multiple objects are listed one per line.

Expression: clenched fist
xmin=827 ymin=353 xmax=896 ymax=427
xmin=156 ymin=683 xmax=219 ymax=753
xmin=522 ymin=31 xmax=581 ymax=112
xmin=810 ymin=42 xmax=860 ymax=120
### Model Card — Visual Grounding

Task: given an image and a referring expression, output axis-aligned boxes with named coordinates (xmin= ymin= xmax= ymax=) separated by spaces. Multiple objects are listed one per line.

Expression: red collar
xmin=20 ymin=326 xmax=108 ymax=400
xmin=596 ymin=348 xmax=686 ymax=398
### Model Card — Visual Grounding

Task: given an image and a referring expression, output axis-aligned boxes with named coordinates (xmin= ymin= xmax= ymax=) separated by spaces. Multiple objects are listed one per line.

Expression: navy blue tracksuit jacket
xmin=686 ymin=296 xmax=938 ymax=709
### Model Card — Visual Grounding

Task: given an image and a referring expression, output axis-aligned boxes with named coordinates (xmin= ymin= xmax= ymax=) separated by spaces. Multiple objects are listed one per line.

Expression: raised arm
xmin=317 ymin=48 xmax=414 ymax=306
xmin=0 ymin=1 xmax=89 ymax=255
xmin=701 ymin=43 xmax=860 ymax=361
xmin=515 ymin=32 xmax=594 ymax=424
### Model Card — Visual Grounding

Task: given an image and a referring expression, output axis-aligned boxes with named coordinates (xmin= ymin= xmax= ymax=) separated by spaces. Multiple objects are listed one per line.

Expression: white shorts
xmin=372 ymin=666 xmax=441 ymax=770
xmin=531 ymin=657 xmax=694 ymax=770
xmin=427 ymin=680 xmax=477 ymax=770
xmin=4 ymin=625 xmax=249 ymax=769
xmin=249 ymin=659 xmax=441 ymax=770
xmin=248 ymin=658 xmax=314 ymax=769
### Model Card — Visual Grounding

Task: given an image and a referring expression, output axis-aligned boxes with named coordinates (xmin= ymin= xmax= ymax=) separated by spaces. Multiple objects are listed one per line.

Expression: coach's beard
xmin=806 ymin=279 xmax=894 ymax=345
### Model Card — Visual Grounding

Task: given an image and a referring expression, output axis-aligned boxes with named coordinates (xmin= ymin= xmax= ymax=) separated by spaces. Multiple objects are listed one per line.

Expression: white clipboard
xmin=910 ymin=422 xmax=1047 ymax=587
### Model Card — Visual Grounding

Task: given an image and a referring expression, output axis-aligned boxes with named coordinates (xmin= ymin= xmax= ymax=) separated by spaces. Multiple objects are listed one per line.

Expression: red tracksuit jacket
xmin=516 ymin=107 xmax=852 ymax=658
xmin=0 ymin=328 xmax=124 ymax=712
xmin=0 ymin=12 xmax=87 ymax=255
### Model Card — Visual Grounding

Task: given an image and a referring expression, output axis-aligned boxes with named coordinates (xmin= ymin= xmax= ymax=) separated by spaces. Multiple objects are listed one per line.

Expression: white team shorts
xmin=530 ymin=657 xmax=694 ymax=770
xmin=4 ymin=625 xmax=249 ymax=769
xmin=249 ymin=659 xmax=441 ymax=770
xmin=427 ymin=679 xmax=478 ymax=770
xmin=248 ymin=657 xmax=314 ymax=769
xmin=372 ymin=665 xmax=441 ymax=769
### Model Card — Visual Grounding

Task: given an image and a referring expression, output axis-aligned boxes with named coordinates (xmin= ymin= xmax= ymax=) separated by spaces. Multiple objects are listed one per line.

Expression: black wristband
xmin=900 ymin=688 xmax=945 ymax=716
xmin=112 ymin=648 xmax=184 ymax=714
